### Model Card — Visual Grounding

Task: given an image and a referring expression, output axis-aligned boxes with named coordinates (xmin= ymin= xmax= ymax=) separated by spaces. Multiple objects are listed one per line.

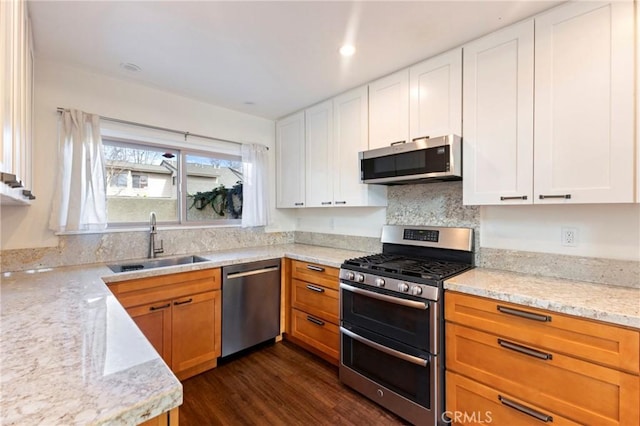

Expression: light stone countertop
xmin=3 ymin=242 xmax=638 ymax=426
xmin=0 ymin=243 xmax=368 ymax=426
xmin=444 ymin=268 xmax=640 ymax=329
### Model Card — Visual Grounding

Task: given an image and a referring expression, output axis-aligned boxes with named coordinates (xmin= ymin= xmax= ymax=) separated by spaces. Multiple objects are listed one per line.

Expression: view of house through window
xmin=103 ymin=139 xmax=243 ymax=225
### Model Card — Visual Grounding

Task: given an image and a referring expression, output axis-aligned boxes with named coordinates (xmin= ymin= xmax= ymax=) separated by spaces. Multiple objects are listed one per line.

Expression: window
xmin=132 ymin=174 xmax=148 ymax=189
xmin=103 ymin=139 xmax=242 ymax=226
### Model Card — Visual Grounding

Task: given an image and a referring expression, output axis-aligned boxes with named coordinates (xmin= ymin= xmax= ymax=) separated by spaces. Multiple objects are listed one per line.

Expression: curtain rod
xmin=56 ymin=107 xmax=268 ymax=149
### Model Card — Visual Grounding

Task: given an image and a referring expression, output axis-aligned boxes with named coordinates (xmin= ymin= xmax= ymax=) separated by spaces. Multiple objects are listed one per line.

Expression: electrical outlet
xmin=561 ymin=227 xmax=578 ymax=247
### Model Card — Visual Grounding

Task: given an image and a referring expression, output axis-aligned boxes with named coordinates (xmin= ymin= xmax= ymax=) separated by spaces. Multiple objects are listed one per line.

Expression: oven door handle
xmin=339 ymin=283 xmax=428 ymax=310
xmin=340 ymin=327 xmax=428 ymax=367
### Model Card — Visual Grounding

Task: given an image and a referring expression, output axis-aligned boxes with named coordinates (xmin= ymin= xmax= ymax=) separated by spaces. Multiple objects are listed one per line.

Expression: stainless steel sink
xmin=108 ymin=255 xmax=210 ymax=273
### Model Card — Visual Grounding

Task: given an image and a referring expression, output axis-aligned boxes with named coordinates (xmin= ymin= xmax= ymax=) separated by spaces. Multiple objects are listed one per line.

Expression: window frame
xmin=102 ymin=136 xmax=242 ymax=228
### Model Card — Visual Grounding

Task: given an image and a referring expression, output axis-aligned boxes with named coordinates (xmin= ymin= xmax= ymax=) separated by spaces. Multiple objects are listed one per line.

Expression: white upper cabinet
xmin=409 ymin=48 xmax=462 ymax=140
xmin=1 ymin=0 xmax=34 ymax=205
xmin=463 ymin=1 xmax=635 ymax=206
xmin=534 ymin=1 xmax=634 ymax=204
xmin=368 ymin=70 xmax=410 ymax=149
xmin=276 ymin=112 xmax=305 ymax=208
xmin=463 ymin=20 xmax=534 ymax=205
xmin=305 ymin=100 xmax=333 ymax=207
xmin=333 ymin=87 xmax=387 ymax=207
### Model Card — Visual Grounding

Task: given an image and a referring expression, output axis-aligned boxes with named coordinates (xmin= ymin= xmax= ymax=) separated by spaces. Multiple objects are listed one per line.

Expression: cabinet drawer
xmin=446 ymin=323 xmax=640 ymax=426
xmin=109 ymin=268 xmax=221 ymax=308
xmin=446 ymin=371 xmax=578 ymax=426
xmin=445 ymin=291 xmax=639 ymax=373
xmin=291 ymin=278 xmax=339 ymax=324
xmin=290 ymin=308 xmax=339 ymax=361
xmin=291 ymin=260 xmax=339 ymax=290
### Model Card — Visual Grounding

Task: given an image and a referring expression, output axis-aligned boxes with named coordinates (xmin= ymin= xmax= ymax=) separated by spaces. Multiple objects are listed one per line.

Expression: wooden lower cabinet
xmin=290 ymin=308 xmax=340 ymax=361
xmin=445 ymin=291 xmax=640 ymax=426
xmin=285 ymin=260 xmax=340 ymax=364
xmin=446 ymin=372 xmax=578 ymax=425
xmin=138 ymin=407 xmax=179 ymax=426
xmin=171 ymin=290 xmax=221 ymax=379
xmin=110 ymin=269 xmax=222 ymax=380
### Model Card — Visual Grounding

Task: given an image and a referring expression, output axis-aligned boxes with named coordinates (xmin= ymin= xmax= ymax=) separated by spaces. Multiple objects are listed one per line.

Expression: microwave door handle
xmin=341 ymin=327 xmax=428 ymax=367
xmin=339 ymin=283 xmax=428 ymax=310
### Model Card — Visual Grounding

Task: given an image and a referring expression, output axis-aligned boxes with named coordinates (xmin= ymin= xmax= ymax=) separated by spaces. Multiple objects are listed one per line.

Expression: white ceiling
xmin=29 ymin=1 xmax=562 ymax=120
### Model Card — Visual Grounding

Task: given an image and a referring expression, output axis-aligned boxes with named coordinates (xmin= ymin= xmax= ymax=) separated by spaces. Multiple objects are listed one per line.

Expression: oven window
xmin=342 ymin=332 xmax=431 ymax=408
xmin=342 ymin=286 xmax=433 ymax=351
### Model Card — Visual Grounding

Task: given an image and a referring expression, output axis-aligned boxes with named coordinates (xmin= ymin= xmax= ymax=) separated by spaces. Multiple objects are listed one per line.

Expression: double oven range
xmin=339 ymin=225 xmax=474 ymax=426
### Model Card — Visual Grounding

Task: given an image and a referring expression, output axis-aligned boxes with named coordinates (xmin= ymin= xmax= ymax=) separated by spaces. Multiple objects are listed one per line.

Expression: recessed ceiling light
xmin=339 ymin=44 xmax=356 ymax=57
xmin=120 ymin=62 xmax=141 ymax=72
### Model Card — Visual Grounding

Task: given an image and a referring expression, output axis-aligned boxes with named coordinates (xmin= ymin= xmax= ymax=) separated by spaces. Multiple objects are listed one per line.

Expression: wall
xmin=0 ymin=59 xmax=297 ymax=252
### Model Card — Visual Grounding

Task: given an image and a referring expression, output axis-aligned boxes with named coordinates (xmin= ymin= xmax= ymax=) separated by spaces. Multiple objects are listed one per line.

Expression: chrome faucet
xmin=149 ymin=212 xmax=164 ymax=258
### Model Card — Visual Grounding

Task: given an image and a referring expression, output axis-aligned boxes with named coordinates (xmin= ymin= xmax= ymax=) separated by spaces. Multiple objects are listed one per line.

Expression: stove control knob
xmin=346 ymin=272 xmax=355 ymax=281
xmin=357 ymin=274 xmax=365 ymax=283
xmin=375 ymin=278 xmax=385 ymax=287
xmin=411 ymin=286 xmax=423 ymax=296
xmin=398 ymin=282 xmax=409 ymax=292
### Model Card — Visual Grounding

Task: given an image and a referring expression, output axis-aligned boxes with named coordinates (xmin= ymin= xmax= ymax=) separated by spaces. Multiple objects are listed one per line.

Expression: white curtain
xmin=49 ymin=109 xmax=107 ymax=232
xmin=241 ymin=143 xmax=270 ymax=227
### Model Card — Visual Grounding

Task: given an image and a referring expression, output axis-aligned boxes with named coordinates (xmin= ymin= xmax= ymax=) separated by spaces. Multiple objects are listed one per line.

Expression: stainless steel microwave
xmin=359 ymin=134 xmax=462 ymax=185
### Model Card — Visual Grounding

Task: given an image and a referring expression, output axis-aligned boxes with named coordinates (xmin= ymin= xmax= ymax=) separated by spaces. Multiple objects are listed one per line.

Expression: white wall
xmin=481 ymin=204 xmax=640 ymax=261
xmin=0 ymin=59 xmax=296 ymax=250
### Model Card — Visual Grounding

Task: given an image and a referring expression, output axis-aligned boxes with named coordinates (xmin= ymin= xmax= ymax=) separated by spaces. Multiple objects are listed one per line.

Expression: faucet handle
xmin=155 ymin=239 xmax=164 ymax=255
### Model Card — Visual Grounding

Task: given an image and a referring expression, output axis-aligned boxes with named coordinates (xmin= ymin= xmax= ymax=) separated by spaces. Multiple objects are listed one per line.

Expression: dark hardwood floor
xmin=180 ymin=340 xmax=407 ymax=425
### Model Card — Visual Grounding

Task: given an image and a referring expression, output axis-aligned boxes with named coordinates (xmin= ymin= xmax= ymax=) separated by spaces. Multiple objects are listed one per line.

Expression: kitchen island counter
xmin=445 ymin=267 xmax=640 ymax=329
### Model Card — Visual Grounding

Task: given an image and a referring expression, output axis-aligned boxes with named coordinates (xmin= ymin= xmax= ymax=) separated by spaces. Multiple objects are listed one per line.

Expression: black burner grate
xmin=343 ymin=254 xmax=471 ymax=280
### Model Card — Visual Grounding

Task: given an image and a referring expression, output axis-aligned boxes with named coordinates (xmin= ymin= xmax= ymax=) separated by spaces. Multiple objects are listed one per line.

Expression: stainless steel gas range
xmin=339 ymin=225 xmax=474 ymax=426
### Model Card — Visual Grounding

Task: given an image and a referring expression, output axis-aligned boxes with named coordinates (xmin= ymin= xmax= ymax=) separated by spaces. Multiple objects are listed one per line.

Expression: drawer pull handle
xmin=498 ymin=339 xmax=552 ymax=360
xmin=306 ymin=265 xmax=325 ymax=272
xmin=500 ymin=195 xmax=528 ymax=201
xmin=539 ymin=194 xmax=571 ymax=200
xmin=498 ymin=395 xmax=553 ymax=423
xmin=149 ymin=303 xmax=170 ymax=311
xmin=497 ymin=305 xmax=551 ymax=322
xmin=306 ymin=316 xmax=325 ymax=326
xmin=306 ymin=284 xmax=325 ymax=293
xmin=173 ymin=298 xmax=193 ymax=306
xmin=335 ymin=201 xmax=347 ymax=205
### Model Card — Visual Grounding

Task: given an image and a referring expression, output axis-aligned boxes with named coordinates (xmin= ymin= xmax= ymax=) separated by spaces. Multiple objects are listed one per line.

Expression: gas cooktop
xmin=343 ymin=253 xmax=472 ymax=281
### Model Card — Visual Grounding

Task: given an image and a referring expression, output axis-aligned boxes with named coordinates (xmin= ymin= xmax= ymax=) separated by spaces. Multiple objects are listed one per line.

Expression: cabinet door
xmin=462 ymin=20 xmax=534 ymax=205
xmin=127 ymin=300 xmax=172 ymax=364
xmin=368 ymin=69 xmax=410 ymax=149
xmin=409 ymin=48 xmax=462 ymax=140
xmin=276 ymin=112 xmax=305 ymax=208
xmin=171 ymin=291 xmax=221 ymax=377
xmin=534 ymin=1 xmax=634 ymax=203
xmin=305 ymin=100 xmax=333 ymax=207
xmin=332 ymin=86 xmax=386 ymax=207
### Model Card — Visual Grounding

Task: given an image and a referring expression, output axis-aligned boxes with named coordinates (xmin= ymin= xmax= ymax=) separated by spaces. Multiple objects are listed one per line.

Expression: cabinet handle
xmin=497 ymin=305 xmax=552 ymax=322
xmin=539 ymin=194 xmax=571 ymax=200
xmin=306 ymin=284 xmax=325 ymax=293
xmin=390 ymin=140 xmax=406 ymax=146
xmin=335 ymin=201 xmax=346 ymax=205
xmin=294 ymin=202 xmax=304 ymax=206
xmin=173 ymin=298 xmax=193 ymax=306
xmin=21 ymin=189 xmax=36 ymax=200
xmin=306 ymin=265 xmax=325 ymax=272
xmin=321 ymin=201 xmax=332 ymax=205
xmin=498 ymin=395 xmax=553 ymax=423
xmin=149 ymin=303 xmax=170 ymax=311
xmin=412 ymin=136 xmax=430 ymax=142
xmin=306 ymin=315 xmax=325 ymax=326
xmin=500 ymin=195 xmax=528 ymax=201
xmin=497 ymin=339 xmax=552 ymax=361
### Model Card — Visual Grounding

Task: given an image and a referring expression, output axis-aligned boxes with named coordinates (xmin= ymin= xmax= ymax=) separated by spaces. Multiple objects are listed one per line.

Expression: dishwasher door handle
xmin=226 ymin=265 xmax=280 ymax=279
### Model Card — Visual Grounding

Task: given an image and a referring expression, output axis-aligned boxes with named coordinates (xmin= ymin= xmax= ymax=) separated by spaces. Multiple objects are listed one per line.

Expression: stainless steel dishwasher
xmin=221 ymin=258 xmax=281 ymax=357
